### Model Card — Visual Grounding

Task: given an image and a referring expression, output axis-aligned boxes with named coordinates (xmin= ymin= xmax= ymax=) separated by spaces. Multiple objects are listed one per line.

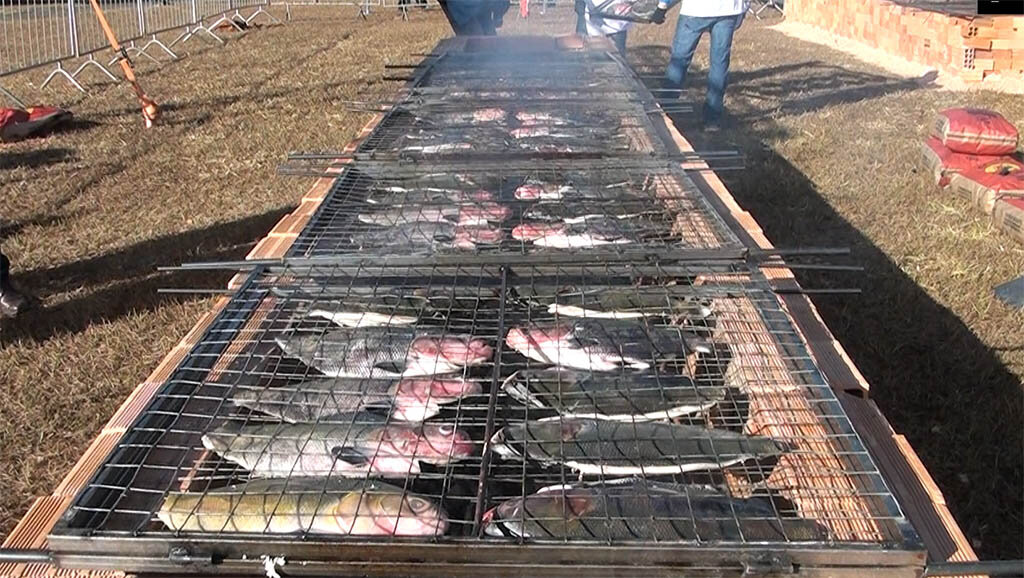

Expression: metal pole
xmin=0 ymin=549 xmax=53 ymax=564
xmin=924 ymin=560 xmax=1024 ymax=577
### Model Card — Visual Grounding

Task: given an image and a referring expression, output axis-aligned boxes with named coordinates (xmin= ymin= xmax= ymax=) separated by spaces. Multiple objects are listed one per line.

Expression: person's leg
xmin=664 ymin=16 xmax=711 ymax=95
xmin=574 ymin=0 xmax=587 ymax=35
xmin=0 ymin=250 xmax=30 ymax=318
xmin=704 ymin=13 xmax=741 ymax=125
xmin=610 ymin=30 xmax=627 ymax=55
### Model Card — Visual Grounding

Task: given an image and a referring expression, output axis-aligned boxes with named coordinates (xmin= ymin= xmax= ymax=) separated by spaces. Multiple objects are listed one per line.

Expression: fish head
xmin=482 ymin=486 xmax=596 ymax=538
xmin=514 ymin=183 xmax=561 ymax=200
xmin=453 ymin=225 xmax=504 ymax=248
xmin=469 ymin=189 xmax=495 ymax=202
xmin=395 ymin=378 xmax=482 ymax=405
xmin=417 ymin=423 xmax=476 ymax=462
xmin=511 ymin=222 xmax=565 ymax=241
xmin=409 ymin=336 xmax=493 ymax=368
xmin=338 ymin=491 xmax=449 ymax=536
xmin=505 ymin=324 xmax=573 ymax=352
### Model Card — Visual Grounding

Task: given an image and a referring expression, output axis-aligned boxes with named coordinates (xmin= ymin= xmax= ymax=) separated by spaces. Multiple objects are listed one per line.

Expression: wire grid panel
xmin=73 ymin=0 xmax=143 ymax=56
xmin=196 ymin=0 xmax=232 ymax=21
xmin=0 ymin=0 xmax=74 ymax=74
xmin=482 ymin=264 xmax=911 ymax=546
xmin=140 ymin=0 xmax=194 ymax=36
xmin=53 ymin=263 xmax=913 ymax=553
xmin=284 ymin=162 xmax=741 ymax=260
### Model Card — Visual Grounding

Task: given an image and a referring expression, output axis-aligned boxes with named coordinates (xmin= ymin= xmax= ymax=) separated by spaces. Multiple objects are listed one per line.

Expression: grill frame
xmin=44 ymin=36 xmax=926 ymax=576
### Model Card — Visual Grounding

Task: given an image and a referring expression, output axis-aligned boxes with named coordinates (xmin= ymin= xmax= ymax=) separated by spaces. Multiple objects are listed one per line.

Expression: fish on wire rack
xmin=482 ymin=478 xmax=827 ymax=541
xmin=365 ymin=187 xmax=495 ymax=206
xmin=357 ymin=202 xmax=511 ymax=227
xmin=512 ymin=217 xmax=666 ymax=248
xmin=490 ymin=417 xmax=782 ymax=476
xmin=515 ymin=285 xmax=713 ymax=322
xmin=202 ymin=413 xmax=475 ymax=477
xmin=273 ymin=287 xmax=499 ymax=329
xmin=513 ymin=178 xmax=653 ymax=201
xmin=505 ymin=318 xmax=711 ymax=372
xmin=521 ymin=198 xmax=664 ymax=224
xmin=276 ymin=326 xmax=492 ymax=378
xmin=233 ymin=377 xmax=482 ymax=423
xmin=501 ymin=369 xmax=725 ymax=421
xmin=508 ymin=125 xmax=619 ymax=141
xmin=159 ymin=477 xmax=448 ymax=536
xmin=413 ymin=107 xmax=509 ymax=125
xmin=348 ymin=221 xmax=505 ymax=252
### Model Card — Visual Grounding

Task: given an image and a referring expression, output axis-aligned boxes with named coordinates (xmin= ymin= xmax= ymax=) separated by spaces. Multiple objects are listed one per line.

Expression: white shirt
xmin=585 ymin=0 xmax=632 ymax=36
xmin=661 ymin=0 xmax=748 ymax=17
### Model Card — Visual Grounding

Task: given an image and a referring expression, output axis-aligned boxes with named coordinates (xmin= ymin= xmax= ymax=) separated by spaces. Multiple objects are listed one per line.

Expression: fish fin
xmin=374 ymin=361 xmax=406 ymax=375
xmin=331 ymin=445 xmax=370 ymax=465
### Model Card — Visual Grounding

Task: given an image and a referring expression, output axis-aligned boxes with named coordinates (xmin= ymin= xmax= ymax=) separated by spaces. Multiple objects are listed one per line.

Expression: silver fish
xmin=350 ymin=222 xmax=504 ymax=251
xmin=276 ymin=326 xmax=492 ymax=378
xmin=203 ymin=413 xmax=475 ymax=477
xmin=357 ymin=202 xmax=510 ymax=227
xmin=159 ymin=477 xmax=448 ymax=536
xmin=501 ymin=368 xmax=725 ymax=421
xmin=490 ymin=417 xmax=782 ymax=476
xmin=233 ymin=377 xmax=482 ymax=423
xmin=505 ymin=318 xmax=710 ymax=372
xmin=511 ymin=217 xmax=664 ymax=248
xmin=483 ymin=478 xmax=827 ymax=541
xmin=517 ymin=286 xmax=713 ymax=321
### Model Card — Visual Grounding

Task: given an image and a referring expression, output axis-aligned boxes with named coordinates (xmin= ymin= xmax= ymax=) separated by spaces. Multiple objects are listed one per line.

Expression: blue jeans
xmin=665 ymin=13 xmax=743 ymax=123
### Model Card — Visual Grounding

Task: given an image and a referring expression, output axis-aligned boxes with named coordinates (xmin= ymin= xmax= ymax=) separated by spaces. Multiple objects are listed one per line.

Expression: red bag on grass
xmin=921 ymin=136 xmax=993 ymax=187
xmin=0 ymin=105 xmax=72 ymax=142
xmin=949 ymin=157 xmax=1024 ymax=214
xmin=933 ymin=108 xmax=1019 ymax=155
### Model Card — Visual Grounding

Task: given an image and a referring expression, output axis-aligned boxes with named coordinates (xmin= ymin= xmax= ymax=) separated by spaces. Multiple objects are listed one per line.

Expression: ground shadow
xmin=0 ymin=207 xmax=292 ymax=344
xmin=0 ymin=148 xmax=75 ymax=171
xmin=631 ymin=46 xmax=1023 ymax=559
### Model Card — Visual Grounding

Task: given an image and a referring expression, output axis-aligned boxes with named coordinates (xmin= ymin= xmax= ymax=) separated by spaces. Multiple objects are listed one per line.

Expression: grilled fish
xmin=490 ymin=417 xmax=782 ymax=475
xmin=159 ymin=477 xmax=448 ymax=536
xmin=233 ymin=377 xmax=482 ymax=423
xmin=401 ymin=142 xmax=473 ymax=155
xmin=350 ymin=222 xmax=504 ymax=251
xmin=482 ymin=478 xmax=827 ymax=541
xmin=365 ymin=188 xmax=495 ymax=206
xmin=517 ymin=286 xmax=713 ymax=321
xmin=514 ymin=181 xmax=650 ymax=201
xmin=501 ymin=369 xmax=725 ymax=421
xmin=276 ymin=326 xmax=492 ymax=378
xmin=505 ymin=318 xmax=710 ymax=372
xmin=512 ymin=217 xmax=663 ymax=248
xmin=522 ymin=199 xmax=663 ymax=224
xmin=357 ymin=203 xmax=510 ymax=227
xmin=203 ymin=413 xmax=475 ymax=477
xmin=416 ymin=108 xmax=508 ymax=125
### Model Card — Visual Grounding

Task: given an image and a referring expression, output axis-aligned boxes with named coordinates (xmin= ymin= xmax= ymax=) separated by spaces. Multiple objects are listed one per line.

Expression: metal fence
xmin=0 ymin=0 xmax=280 ymax=105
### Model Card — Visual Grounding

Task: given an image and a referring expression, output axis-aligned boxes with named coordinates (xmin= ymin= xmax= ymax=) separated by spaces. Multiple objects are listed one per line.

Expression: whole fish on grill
xmin=516 ymin=286 xmax=713 ymax=321
xmin=415 ymin=107 xmax=508 ymax=125
xmin=501 ymin=369 xmax=725 ymax=421
xmin=482 ymin=478 xmax=827 ymax=541
xmin=357 ymin=202 xmax=511 ymax=227
xmin=349 ymin=222 xmax=504 ymax=251
xmin=522 ymin=198 xmax=663 ymax=224
xmin=505 ymin=318 xmax=710 ymax=372
xmin=365 ymin=188 xmax=495 ymax=206
xmin=514 ymin=178 xmax=652 ymax=201
xmin=159 ymin=477 xmax=449 ymax=536
xmin=281 ymin=287 xmax=501 ymax=328
xmin=400 ymin=142 xmax=474 ymax=155
xmin=233 ymin=377 xmax=482 ymax=423
xmin=490 ymin=417 xmax=782 ymax=475
xmin=512 ymin=217 xmax=666 ymax=248
xmin=276 ymin=326 xmax=492 ymax=378
xmin=509 ymin=126 xmax=618 ymax=141
xmin=203 ymin=413 xmax=475 ymax=477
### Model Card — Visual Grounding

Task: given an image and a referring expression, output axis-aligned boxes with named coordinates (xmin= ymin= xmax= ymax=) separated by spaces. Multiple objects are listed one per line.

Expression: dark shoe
xmin=0 ymin=284 xmax=30 ymax=318
xmin=702 ymin=120 xmax=722 ymax=133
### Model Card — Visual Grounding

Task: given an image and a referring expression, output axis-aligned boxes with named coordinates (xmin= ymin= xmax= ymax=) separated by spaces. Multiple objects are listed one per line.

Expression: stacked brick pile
xmin=785 ymin=0 xmax=1024 ymax=84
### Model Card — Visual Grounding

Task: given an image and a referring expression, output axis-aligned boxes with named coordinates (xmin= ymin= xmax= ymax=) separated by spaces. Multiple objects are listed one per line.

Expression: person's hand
xmin=650 ymin=7 xmax=666 ymax=24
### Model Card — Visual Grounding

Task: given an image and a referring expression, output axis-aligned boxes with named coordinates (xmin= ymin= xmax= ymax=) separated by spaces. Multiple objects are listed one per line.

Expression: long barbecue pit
xmin=43 ymin=36 xmax=926 ymax=576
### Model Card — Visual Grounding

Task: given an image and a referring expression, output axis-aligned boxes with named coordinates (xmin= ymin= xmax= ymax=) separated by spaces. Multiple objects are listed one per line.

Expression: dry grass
xmin=0 ymin=3 xmax=1021 ymax=561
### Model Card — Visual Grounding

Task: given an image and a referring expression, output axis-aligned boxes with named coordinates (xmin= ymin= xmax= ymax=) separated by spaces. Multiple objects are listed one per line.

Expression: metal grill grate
xmin=54 ymin=263 xmax=911 ymax=551
xmin=286 ymin=161 xmax=742 ymax=262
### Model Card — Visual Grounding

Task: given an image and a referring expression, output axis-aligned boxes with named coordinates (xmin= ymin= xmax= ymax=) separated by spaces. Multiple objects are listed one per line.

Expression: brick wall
xmin=785 ymin=0 xmax=1024 ymax=83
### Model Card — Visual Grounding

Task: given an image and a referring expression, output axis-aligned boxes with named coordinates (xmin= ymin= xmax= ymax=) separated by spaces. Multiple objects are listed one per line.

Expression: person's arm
xmin=651 ymin=1 xmax=671 ymax=23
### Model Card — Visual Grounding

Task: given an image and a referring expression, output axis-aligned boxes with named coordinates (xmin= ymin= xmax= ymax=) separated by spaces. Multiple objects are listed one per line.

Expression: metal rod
xmin=472 ymin=265 xmax=508 ymax=534
xmin=0 ymin=549 xmax=53 ymax=564
xmin=157 ymin=288 xmax=237 ymax=295
xmin=924 ymin=560 xmax=1024 ymax=577
xmin=764 ymin=264 xmax=864 ymax=272
xmin=772 ymin=288 xmax=861 ymax=295
xmin=751 ymin=247 xmax=851 ymax=257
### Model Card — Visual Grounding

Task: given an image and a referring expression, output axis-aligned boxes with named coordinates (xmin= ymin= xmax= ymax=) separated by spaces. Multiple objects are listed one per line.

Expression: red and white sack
xmin=0 ymin=105 xmax=71 ymax=142
xmin=948 ymin=157 xmax=1024 ymax=214
xmin=933 ymin=108 xmax=1019 ymax=155
xmin=921 ymin=136 xmax=991 ymax=187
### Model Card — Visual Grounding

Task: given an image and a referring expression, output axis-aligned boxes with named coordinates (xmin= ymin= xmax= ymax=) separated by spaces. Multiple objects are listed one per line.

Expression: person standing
xmin=652 ymin=0 xmax=747 ymax=131
xmin=574 ymin=0 xmax=587 ymax=35
xmin=439 ymin=0 xmax=508 ymax=35
xmin=0 ymin=249 xmax=30 ymax=318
